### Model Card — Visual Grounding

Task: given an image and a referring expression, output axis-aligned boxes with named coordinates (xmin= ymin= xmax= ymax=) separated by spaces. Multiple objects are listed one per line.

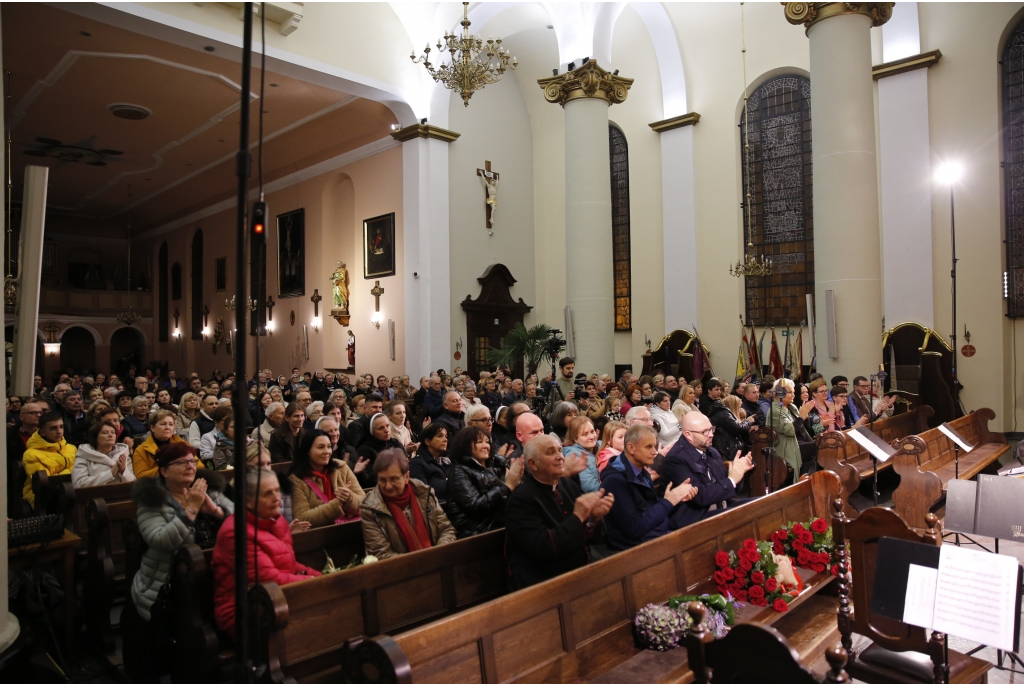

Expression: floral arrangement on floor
xmin=769 ymin=517 xmax=843 ymax=577
xmin=633 ymin=593 xmax=737 ymax=650
xmin=714 ymin=538 xmax=801 ymax=612
xmin=322 ymin=551 xmax=379 ymax=574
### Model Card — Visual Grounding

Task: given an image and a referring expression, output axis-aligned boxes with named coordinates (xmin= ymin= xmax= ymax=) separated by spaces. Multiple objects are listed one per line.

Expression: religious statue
xmin=477 ymin=161 xmax=500 ymax=229
xmin=346 ymin=330 xmax=356 ymax=369
xmin=330 ymin=261 xmax=349 ymax=311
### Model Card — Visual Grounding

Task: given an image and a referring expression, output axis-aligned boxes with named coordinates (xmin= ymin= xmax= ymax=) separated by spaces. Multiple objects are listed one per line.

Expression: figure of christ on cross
xmin=477 ymin=160 xmax=499 ymax=229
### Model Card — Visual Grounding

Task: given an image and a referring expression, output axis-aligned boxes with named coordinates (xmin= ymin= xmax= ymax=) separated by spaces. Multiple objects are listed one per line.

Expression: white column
xmin=878 ymin=3 xmax=935 ymax=328
xmin=788 ymin=3 xmax=891 ymax=380
xmin=653 ymin=119 xmax=699 ymax=331
xmin=539 ymin=62 xmax=632 ymax=376
xmin=564 ymin=96 xmax=615 ymax=374
xmin=398 ymin=126 xmax=455 ymax=378
xmin=12 ymin=166 xmax=47 ymax=397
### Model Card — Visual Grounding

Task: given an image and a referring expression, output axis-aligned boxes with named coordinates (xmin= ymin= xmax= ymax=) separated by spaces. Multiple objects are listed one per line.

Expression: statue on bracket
xmin=330 ymin=261 xmax=351 ymax=326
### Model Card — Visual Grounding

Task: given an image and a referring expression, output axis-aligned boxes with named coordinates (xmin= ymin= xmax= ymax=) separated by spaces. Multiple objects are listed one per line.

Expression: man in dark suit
xmin=658 ymin=412 xmax=754 ymax=530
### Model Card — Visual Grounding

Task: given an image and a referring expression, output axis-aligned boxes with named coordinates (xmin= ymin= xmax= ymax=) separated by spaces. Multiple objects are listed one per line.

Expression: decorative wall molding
xmin=872 ymin=49 xmax=942 ymax=79
xmin=649 ymin=112 xmax=701 ymax=133
xmin=390 ymin=124 xmax=461 ymax=144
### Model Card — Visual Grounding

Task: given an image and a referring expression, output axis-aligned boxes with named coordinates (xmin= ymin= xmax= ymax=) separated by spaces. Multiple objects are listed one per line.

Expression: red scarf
xmin=309 ymin=470 xmax=333 ymax=501
xmin=383 ymin=483 xmax=432 ymax=552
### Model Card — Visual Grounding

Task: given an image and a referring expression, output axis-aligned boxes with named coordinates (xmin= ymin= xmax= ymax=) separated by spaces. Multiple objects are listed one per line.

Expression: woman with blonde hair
xmin=709 ymin=394 xmax=754 ymax=461
xmin=176 ymin=392 xmax=201 ymax=439
xmin=563 ymin=416 xmax=600 ymax=493
xmin=671 ymin=384 xmax=700 ymax=422
xmin=596 ymin=420 xmax=628 ymax=473
xmin=87 ymin=399 xmax=112 ymax=425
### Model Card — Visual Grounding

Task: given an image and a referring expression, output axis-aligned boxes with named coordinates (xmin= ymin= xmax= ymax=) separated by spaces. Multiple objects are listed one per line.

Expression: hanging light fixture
xmin=730 ymin=3 xmax=773 ymax=280
xmin=116 ymin=184 xmax=142 ymax=325
xmin=410 ymin=2 xmax=518 ymax=107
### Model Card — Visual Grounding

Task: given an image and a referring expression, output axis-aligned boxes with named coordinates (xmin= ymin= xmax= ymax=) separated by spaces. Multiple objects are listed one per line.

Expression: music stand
xmin=848 ymin=426 xmax=896 ymax=506
xmin=938 ymin=422 xmax=973 ymax=481
xmin=945 ymin=479 xmax=991 ymax=551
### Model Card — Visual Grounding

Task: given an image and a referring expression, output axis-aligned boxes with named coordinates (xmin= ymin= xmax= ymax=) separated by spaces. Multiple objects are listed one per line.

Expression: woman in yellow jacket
xmin=133 ymin=410 xmax=204 ymax=479
xmin=23 ymin=412 xmax=76 ymax=507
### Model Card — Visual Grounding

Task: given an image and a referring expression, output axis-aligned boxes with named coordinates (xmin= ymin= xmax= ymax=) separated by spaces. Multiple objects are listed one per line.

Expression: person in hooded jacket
xmin=445 ymin=425 xmax=523 ymax=538
xmin=22 ymin=412 xmax=77 ymax=507
xmin=73 ymin=420 xmax=135 ymax=488
xmin=354 ymin=412 xmax=402 ymax=489
xmin=212 ymin=467 xmax=319 ymax=638
xmin=408 ymin=421 xmax=452 ymax=502
xmin=707 ymin=394 xmax=754 ymax=465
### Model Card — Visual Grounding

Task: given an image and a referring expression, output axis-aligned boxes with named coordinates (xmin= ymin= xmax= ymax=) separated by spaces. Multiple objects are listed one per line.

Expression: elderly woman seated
xmin=212 ymin=467 xmax=319 ymax=638
xmin=72 ymin=420 xmax=136 ymax=487
xmin=445 ymin=425 xmax=523 ymax=538
xmin=289 ymin=428 xmax=364 ymax=527
xmin=360 ymin=449 xmax=456 ymax=559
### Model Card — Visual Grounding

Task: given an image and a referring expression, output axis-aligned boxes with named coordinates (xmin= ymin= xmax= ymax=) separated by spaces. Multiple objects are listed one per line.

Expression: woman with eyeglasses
xmin=767 ymin=379 xmax=806 ymax=484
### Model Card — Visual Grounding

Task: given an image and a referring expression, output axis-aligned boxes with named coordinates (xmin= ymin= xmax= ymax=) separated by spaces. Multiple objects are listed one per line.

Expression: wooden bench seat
xmin=358 ymin=471 xmax=845 ymax=684
xmin=250 ymin=527 xmax=508 ymax=683
xmin=892 ymin=408 xmax=1008 ymax=528
xmin=84 ymin=496 xmax=139 ymax=655
xmin=171 ymin=519 xmax=364 ymax=682
xmin=833 ymin=406 xmax=933 ymax=479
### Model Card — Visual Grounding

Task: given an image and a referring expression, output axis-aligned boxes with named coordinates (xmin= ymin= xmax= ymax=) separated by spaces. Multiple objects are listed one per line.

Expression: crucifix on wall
xmin=476 ymin=160 xmax=499 ymax=229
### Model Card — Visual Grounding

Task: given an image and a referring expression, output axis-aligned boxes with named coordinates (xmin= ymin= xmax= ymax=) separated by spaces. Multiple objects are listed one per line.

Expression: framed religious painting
xmin=363 ymin=212 xmax=395 ymax=279
xmin=277 ymin=208 xmax=305 ymax=297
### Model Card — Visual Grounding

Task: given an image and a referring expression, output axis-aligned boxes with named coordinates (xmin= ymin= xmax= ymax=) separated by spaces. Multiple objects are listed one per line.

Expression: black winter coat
xmin=445 ymin=455 xmax=511 ymax=538
xmin=408 ymin=445 xmax=452 ymax=502
xmin=706 ymin=401 xmax=751 ymax=460
xmin=354 ymin=435 xmax=402 ymax=488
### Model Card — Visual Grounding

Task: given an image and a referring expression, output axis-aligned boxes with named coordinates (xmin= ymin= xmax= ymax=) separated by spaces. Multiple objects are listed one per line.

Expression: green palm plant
xmin=485 ymin=323 xmax=552 ymax=376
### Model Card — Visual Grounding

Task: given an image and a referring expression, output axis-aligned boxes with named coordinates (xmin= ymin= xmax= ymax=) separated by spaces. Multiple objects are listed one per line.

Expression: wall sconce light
xmin=370 ymin=280 xmax=384 ymax=330
xmin=310 ymin=289 xmax=322 ymax=333
xmin=43 ymin=321 xmax=61 ymax=357
xmin=202 ymin=305 xmax=211 ymax=339
xmin=225 ymin=295 xmax=236 ymax=311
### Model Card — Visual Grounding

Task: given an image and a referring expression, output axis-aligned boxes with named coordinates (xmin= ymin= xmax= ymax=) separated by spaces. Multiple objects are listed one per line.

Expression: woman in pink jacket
xmin=212 ymin=467 xmax=320 ymax=637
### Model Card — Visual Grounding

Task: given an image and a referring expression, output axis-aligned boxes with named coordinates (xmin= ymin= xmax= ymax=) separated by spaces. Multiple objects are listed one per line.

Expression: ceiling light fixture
xmin=108 ymin=103 xmax=152 ymax=120
xmin=204 ymin=45 xmax=216 ymax=52
xmin=411 ymin=1 xmax=517 ymax=107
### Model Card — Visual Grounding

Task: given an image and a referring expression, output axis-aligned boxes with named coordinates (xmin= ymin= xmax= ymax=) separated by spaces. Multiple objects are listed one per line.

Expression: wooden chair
xmin=890 ymin=436 xmax=943 ymax=530
xmin=831 ymin=501 xmax=991 ymax=683
xmin=748 ymin=425 xmax=789 ymax=496
xmin=685 ymin=601 xmax=851 ymax=683
xmin=814 ymin=432 xmax=860 ymax=519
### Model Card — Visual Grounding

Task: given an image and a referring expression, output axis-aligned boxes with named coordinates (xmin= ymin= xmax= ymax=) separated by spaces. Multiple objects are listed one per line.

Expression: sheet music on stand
xmin=848 ymin=426 xmax=897 ymax=463
xmin=938 ymin=423 xmax=974 ymax=452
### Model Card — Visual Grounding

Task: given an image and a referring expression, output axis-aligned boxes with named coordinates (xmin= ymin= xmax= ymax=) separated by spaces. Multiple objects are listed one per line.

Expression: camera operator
xmin=544 ymin=356 xmax=579 ymax=418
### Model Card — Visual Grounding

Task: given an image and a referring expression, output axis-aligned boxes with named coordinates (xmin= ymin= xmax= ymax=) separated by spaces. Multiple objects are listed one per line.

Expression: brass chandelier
xmin=410 ymin=2 xmax=518 ymax=107
xmin=730 ymin=2 xmax=773 ymax=279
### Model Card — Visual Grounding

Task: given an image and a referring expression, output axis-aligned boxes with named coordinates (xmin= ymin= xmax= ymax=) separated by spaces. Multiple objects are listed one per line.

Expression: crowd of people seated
xmin=7 ymin=358 xmax=897 ymax=663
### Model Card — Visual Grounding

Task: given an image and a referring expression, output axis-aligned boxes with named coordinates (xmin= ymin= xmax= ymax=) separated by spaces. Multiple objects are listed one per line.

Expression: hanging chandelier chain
xmin=411 ymin=2 xmax=518 ymax=107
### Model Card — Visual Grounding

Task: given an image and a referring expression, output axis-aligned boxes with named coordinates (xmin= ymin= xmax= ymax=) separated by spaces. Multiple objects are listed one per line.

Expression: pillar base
xmin=0 ymin=613 xmax=21 ymax=656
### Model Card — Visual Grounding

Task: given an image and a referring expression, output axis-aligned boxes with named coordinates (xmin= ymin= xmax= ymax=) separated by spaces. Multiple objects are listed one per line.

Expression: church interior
xmin=2 ymin=1 xmax=1024 ymax=683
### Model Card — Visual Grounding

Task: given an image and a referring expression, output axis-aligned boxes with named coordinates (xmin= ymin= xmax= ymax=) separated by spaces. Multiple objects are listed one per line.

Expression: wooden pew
xmin=891 ymin=408 xmax=1008 ymax=528
xmin=71 ymin=481 xmax=135 ymax=549
xmin=813 ymin=432 xmax=860 ymax=519
xmin=826 ymin=406 xmax=934 ymax=479
xmin=250 ymin=527 xmax=508 ymax=683
xmin=172 ymin=520 xmax=366 ymax=682
xmin=31 ymin=471 xmax=74 ymax=518
xmin=748 ymin=425 xmax=789 ymax=496
xmin=83 ymin=496 xmax=139 ymax=655
xmin=353 ymin=471 xmax=846 ymax=684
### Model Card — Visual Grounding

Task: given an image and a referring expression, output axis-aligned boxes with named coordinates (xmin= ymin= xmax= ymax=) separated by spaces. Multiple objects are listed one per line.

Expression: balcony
xmin=39 ymin=285 xmax=152 ymax=319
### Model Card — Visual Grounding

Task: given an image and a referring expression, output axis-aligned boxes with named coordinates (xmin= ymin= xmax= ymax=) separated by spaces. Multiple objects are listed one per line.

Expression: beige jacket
xmin=359 ymin=478 xmax=456 ymax=560
xmin=289 ymin=459 xmax=364 ymax=527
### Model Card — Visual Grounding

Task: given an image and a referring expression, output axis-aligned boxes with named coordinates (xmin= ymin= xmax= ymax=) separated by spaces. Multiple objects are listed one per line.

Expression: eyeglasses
xmin=470 ymin=417 xmax=494 ymax=424
xmin=687 ymin=427 xmax=716 ymax=437
xmin=21 ymin=410 xmax=42 ymax=415
xmin=168 ymin=459 xmax=198 ymax=468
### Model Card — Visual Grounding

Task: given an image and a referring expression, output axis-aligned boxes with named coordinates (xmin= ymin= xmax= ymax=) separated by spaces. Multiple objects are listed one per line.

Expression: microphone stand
xmin=868 ymin=369 xmax=887 ymax=507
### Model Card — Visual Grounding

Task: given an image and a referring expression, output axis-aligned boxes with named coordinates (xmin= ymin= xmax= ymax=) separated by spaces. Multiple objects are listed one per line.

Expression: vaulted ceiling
xmin=2 ymin=3 xmax=398 ymax=234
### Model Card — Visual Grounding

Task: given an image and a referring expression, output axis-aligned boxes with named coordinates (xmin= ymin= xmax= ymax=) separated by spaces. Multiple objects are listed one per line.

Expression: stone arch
xmin=59 ymin=325 xmax=97 ymax=373
xmin=56 ymin=322 xmax=102 ymax=345
xmin=109 ymin=326 xmax=146 ymax=379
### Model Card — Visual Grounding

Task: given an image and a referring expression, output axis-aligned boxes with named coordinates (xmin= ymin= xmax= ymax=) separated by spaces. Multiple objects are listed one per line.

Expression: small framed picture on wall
xmin=363 ymin=212 xmax=395 ymax=279
xmin=278 ymin=208 xmax=305 ymax=297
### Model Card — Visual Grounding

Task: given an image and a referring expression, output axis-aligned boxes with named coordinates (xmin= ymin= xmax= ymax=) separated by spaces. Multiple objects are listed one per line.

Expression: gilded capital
xmin=782 ymin=2 xmax=894 ymax=33
xmin=537 ymin=61 xmax=633 ymax=107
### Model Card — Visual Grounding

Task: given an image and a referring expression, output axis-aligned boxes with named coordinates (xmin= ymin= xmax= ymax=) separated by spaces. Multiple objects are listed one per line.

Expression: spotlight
xmin=552 ymin=68 xmax=558 ymax=76
xmin=420 ymin=117 xmax=427 ymax=125
xmin=582 ymin=57 xmax=590 ymax=65
xmin=935 ymin=162 xmax=963 ymax=185
xmin=613 ymin=69 xmax=619 ymax=75
xmin=568 ymin=61 xmax=575 ymax=70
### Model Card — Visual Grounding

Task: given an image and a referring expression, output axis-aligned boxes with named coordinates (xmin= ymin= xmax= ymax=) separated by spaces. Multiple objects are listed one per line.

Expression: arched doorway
xmin=4 ymin=325 xmax=43 ymax=381
xmin=59 ymin=326 xmax=97 ymax=374
xmin=110 ymin=327 xmax=144 ymax=379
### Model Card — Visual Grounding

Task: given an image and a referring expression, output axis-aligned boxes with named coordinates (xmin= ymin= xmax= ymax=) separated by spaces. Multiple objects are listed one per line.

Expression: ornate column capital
xmin=537 ymin=61 xmax=633 ymax=107
xmin=782 ymin=2 xmax=894 ymax=33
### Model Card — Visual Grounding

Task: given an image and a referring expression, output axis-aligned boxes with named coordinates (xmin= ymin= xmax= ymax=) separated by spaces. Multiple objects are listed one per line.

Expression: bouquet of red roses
xmin=713 ymin=538 xmax=798 ymax=613
xmin=770 ymin=518 xmax=842 ymax=576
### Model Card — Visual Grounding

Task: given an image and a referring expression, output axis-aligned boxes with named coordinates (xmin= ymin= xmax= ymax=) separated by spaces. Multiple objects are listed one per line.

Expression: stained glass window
xmin=609 ymin=125 xmax=631 ymax=331
xmin=740 ymin=75 xmax=814 ymax=326
xmin=1003 ymin=17 xmax=1024 ymax=317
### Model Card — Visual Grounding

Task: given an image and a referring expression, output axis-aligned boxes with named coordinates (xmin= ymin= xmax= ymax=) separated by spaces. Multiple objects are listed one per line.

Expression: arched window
xmin=171 ymin=263 xmax=182 ymax=300
xmin=191 ymin=229 xmax=203 ymax=340
xmin=609 ymin=124 xmax=631 ymax=331
xmin=158 ymin=242 xmax=168 ymax=342
xmin=1003 ymin=16 xmax=1024 ymax=317
xmin=740 ymin=75 xmax=814 ymax=326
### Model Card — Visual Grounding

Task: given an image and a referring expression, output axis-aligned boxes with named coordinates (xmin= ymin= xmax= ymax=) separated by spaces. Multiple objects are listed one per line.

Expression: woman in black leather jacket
xmin=445 ymin=426 xmax=523 ymax=538
xmin=707 ymin=395 xmax=754 ymax=459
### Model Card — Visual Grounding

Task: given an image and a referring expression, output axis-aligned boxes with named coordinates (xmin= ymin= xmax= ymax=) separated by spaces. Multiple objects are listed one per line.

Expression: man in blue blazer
xmin=658 ymin=412 xmax=755 ymax=530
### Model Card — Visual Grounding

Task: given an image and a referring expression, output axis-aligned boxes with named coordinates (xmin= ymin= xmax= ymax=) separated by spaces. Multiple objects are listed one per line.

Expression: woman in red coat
xmin=212 ymin=467 xmax=320 ymax=637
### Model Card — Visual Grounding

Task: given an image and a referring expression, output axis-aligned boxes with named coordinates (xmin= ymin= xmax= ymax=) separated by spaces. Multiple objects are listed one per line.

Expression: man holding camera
xmin=544 ymin=357 xmax=579 ymax=417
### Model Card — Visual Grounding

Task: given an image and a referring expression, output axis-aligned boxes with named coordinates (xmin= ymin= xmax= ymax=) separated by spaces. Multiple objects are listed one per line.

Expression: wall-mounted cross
xmin=371 ymin=280 xmax=385 ymax=310
xmin=310 ymin=288 xmax=322 ymax=317
xmin=266 ymin=296 xmax=275 ymax=323
xmin=476 ymin=160 xmax=499 ymax=229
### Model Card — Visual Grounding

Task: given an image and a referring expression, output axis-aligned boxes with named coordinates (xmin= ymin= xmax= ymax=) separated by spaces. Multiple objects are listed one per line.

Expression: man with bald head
xmin=658 ymin=411 xmax=754 ymax=530
xmin=504 ymin=434 xmax=614 ymax=590
xmin=435 ymin=390 xmax=466 ymax=436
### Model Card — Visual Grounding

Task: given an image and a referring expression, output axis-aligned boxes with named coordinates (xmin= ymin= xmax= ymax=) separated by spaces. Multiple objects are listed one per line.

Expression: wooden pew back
xmin=251 ymin=527 xmax=507 ymax=683
xmin=388 ymin=471 xmax=843 ymax=684
xmin=31 ymin=471 xmax=74 ymax=519
xmin=72 ymin=481 xmax=135 ymax=545
xmin=84 ymin=497 xmax=139 ymax=654
xmin=835 ymin=406 xmax=933 ymax=477
xmin=748 ymin=425 xmax=789 ymax=496
xmin=914 ymin=408 xmax=1006 ymax=474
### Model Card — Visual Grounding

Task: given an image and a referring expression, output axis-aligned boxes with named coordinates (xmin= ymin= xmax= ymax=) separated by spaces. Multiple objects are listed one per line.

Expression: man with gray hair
xmin=253 ymin=401 xmax=285 ymax=445
xmin=504 ymin=433 xmax=614 ymax=590
xmin=435 ymin=390 xmax=466 ymax=437
xmin=599 ymin=425 xmax=696 ymax=550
